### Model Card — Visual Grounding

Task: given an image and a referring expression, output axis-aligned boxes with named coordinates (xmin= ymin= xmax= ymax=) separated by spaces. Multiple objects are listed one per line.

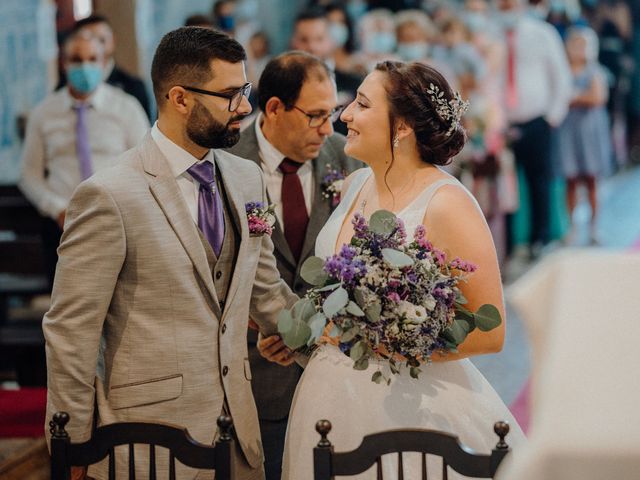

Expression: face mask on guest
xmin=67 ymin=62 xmax=103 ymax=94
xmin=217 ymin=15 xmax=235 ymax=31
xmin=497 ymin=11 xmax=522 ymax=30
xmin=367 ymin=32 xmax=396 ymax=54
xmin=463 ymin=12 xmax=489 ymax=33
xmin=396 ymin=42 xmax=429 ymax=62
xmin=329 ymin=22 xmax=349 ymax=48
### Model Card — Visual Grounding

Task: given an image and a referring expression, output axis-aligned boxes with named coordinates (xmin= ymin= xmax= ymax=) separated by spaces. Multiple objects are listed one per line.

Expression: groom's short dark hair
xmin=151 ymin=27 xmax=246 ymax=108
xmin=257 ymin=51 xmax=333 ymax=113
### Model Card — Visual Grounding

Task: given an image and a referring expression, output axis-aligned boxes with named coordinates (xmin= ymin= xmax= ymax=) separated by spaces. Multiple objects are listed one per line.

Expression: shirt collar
xmin=62 ymin=83 xmax=108 ymax=111
xmin=151 ymin=122 xmax=214 ymax=179
xmin=255 ymin=113 xmax=287 ymax=174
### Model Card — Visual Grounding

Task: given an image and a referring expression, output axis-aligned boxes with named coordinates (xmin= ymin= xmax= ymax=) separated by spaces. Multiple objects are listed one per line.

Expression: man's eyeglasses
xmin=166 ymin=83 xmax=252 ymax=112
xmin=292 ymin=105 xmax=344 ymax=128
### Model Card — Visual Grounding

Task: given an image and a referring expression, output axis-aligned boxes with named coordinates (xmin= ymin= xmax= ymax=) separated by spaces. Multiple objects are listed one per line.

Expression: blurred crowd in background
xmin=20 ymin=0 xmax=640 ymax=272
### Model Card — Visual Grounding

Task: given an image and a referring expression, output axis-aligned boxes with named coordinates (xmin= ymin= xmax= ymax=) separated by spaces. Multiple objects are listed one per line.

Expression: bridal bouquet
xmin=277 ymin=210 xmax=501 ymax=383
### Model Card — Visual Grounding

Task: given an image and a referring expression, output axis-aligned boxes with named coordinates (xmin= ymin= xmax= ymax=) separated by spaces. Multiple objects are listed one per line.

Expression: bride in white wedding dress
xmin=261 ymin=61 xmax=526 ymax=479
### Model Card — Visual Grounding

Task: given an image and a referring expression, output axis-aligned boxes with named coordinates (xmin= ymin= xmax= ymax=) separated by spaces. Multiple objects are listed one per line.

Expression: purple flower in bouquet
xmin=277 ymin=209 xmax=502 ymax=384
xmin=245 ymin=201 xmax=276 ymax=237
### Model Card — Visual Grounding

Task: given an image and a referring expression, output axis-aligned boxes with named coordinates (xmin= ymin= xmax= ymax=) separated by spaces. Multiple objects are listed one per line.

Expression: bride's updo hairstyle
xmin=375 ymin=61 xmax=467 ymax=166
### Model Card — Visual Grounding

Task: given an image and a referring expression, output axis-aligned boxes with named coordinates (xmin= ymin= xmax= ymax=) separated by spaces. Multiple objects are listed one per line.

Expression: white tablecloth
xmin=497 ymin=248 xmax=640 ymax=479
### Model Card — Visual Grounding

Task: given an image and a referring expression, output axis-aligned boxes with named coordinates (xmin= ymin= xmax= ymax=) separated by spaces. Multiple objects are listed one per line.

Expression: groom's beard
xmin=186 ymin=100 xmax=244 ymax=149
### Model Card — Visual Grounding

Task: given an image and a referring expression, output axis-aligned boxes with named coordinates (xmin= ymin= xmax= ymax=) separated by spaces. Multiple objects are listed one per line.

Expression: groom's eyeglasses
xmin=292 ymin=105 xmax=344 ymax=128
xmin=166 ymin=83 xmax=252 ymax=112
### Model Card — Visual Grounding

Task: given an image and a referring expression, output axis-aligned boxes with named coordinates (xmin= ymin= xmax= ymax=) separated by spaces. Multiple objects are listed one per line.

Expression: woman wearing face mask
xmin=353 ymin=9 xmax=400 ymax=73
xmin=326 ymin=2 xmax=360 ymax=75
xmin=394 ymin=10 xmax=436 ymax=63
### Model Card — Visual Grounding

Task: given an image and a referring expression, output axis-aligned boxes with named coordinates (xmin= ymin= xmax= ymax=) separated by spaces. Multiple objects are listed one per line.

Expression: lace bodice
xmin=315 ymin=168 xmax=462 ymax=258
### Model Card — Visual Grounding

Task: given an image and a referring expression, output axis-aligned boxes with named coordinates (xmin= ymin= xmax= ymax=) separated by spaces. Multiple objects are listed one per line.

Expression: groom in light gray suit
xmin=43 ymin=27 xmax=296 ymax=480
xmin=227 ymin=51 xmax=360 ymax=480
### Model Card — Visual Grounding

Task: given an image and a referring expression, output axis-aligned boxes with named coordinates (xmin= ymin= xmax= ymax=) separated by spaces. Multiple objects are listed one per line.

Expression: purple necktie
xmin=73 ymin=103 xmax=93 ymax=180
xmin=187 ymin=160 xmax=225 ymax=257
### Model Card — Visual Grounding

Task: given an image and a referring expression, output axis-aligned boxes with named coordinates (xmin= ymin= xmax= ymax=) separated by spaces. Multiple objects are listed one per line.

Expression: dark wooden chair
xmin=313 ymin=419 xmax=511 ymax=480
xmin=49 ymin=412 xmax=234 ymax=480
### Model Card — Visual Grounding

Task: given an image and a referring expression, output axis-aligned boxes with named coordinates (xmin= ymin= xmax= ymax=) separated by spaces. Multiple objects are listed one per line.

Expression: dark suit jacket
xmin=107 ymin=66 xmax=151 ymax=120
xmin=226 ymin=119 xmax=361 ymax=421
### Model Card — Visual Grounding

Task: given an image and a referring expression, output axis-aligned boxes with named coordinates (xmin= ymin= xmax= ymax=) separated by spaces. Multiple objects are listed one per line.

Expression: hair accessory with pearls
xmin=426 ymin=83 xmax=469 ymax=137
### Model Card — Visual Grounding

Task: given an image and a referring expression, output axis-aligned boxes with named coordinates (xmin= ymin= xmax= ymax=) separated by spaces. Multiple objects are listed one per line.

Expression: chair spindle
xmin=108 ymin=447 xmax=115 ymax=480
xmin=169 ymin=453 xmax=176 ymax=480
xmin=128 ymin=443 xmax=135 ymax=480
xmin=149 ymin=444 xmax=156 ymax=480
xmin=422 ymin=453 xmax=428 ymax=480
xmin=377 ymin=457 xmax=383 ymax=480
xmin=442 ymin=459 xmax=448 ymax=480
xmin=398 ymin=452 xmax=404 ymax=480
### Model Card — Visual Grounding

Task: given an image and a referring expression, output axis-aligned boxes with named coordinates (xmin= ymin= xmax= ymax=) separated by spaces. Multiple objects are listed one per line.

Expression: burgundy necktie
xmin=279 ymin=158 xmax=309 ymax=261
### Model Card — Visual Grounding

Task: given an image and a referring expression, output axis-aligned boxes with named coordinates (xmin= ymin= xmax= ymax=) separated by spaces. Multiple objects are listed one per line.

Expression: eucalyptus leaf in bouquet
xmin=277 ymin=209 xmax=502 ymax=383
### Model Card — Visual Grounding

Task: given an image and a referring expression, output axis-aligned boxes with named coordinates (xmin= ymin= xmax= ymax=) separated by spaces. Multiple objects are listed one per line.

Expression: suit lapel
xmin=141 ymin=135 xmax=221 ymax=315
xmin=215 ymin=150 xmax=250 ymax=317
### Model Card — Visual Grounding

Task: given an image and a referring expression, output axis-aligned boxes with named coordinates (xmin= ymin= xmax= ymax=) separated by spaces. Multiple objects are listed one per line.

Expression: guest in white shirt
xmin=494 ymin=0 xmax=572 ymax=258
xmin=19 ymin=31 xmax=149 ymax=285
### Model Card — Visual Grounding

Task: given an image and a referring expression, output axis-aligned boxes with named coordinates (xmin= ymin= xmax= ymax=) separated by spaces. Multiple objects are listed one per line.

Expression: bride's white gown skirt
xmin=282 ymin=344 xmax=526 ymax=480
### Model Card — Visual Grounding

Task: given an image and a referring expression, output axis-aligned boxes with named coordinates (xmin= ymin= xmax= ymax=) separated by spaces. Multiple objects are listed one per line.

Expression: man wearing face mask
xmin=494 ymin=0 xmax=571 ymax=261
xmin=19 ymin=32 xmax=149 ymax=288
xmin=72 ymin=15 xmax=152 ymax=119
xmin=43 ymin=27 xmax=297 ymax=479
xmin=212 ymin=0 xmax=237 ymax=35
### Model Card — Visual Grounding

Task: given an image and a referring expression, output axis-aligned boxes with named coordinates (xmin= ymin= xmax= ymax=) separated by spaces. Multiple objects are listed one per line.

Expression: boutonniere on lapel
xmin=321 ymin=164 xmax=346 ymax=208
xmin=245 ymin=201 xmax=276 ymax=237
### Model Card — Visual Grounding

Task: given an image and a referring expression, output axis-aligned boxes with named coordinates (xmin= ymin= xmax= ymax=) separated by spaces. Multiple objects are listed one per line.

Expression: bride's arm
xmin=423 ymin=185 xmax=506 ymax=361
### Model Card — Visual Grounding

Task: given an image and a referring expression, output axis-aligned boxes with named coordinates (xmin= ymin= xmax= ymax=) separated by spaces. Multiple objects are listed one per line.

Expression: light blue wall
xmin=0 ymin=0 xmax=56 ymax=184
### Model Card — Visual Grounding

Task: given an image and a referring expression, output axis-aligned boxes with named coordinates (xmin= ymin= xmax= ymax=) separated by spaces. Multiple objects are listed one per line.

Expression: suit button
xmin=221 ymin=324 xmax=227 ymax=334
xmin=222 ymin=366 xmax=229 ymax=376
xmin=215 ymin=271 xmax=222 ymax=280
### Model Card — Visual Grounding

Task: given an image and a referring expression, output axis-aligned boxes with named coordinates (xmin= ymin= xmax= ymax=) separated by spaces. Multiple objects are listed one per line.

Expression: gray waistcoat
xmin=198 ymin=172 xmax=239 ymax=311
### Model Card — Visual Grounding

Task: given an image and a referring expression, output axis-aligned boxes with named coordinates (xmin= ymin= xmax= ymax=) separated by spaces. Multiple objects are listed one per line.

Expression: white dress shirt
xmin=19 ymin=84 xmax=149 ymax=219
xmin=503 ymin=16 xmax=572 ymax=127
xmin=150 ymin=122 xmax=214 ymax=225
xmin=254 ymin=114 xmax=314 ymax=228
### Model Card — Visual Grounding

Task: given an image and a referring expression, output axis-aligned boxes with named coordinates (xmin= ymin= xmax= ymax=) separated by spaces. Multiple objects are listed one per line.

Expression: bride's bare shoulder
xmin=423 ymin=181 xmax=490 ymax=245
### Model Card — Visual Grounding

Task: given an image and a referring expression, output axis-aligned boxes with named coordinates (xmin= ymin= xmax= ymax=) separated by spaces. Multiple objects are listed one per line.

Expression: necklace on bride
xmin=359 ymin=172 xmax=417 ymax=216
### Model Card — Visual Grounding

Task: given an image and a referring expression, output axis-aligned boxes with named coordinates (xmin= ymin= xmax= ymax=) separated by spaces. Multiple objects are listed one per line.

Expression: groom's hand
xmin=258 ymin=335 xmax=295 ymax=366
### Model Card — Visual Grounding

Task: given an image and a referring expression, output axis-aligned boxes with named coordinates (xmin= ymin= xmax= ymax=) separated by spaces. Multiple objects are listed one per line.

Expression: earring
xmin=393 ymin=135 xmax=399 ymax=148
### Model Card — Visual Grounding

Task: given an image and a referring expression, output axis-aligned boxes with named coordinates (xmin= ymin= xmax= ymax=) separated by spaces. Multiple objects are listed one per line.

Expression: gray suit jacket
xmin=227 ymin=120 xmax=361 ymax=421
xmin=44 ymin=133 xmax=297 ymax=478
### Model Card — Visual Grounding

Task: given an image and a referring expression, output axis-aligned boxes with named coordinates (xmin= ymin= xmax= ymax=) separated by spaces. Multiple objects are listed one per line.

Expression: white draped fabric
xmin=499 ymin=249 xmax=640 ymax=479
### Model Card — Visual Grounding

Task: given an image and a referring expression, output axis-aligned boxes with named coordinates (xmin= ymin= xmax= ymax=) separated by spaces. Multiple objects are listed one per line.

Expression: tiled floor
xmin=472 ymin=165 xmax=640 ymax=404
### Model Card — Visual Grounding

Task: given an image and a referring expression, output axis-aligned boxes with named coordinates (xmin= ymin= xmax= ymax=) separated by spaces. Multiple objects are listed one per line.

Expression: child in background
xmin=557 ymin=27 xmax=612 ymax=245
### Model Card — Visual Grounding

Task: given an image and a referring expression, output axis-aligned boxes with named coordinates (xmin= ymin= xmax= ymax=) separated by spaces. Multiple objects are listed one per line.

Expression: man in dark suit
xmin=61 ymin=15 xmax=151 ymax=119
xmin=227 ymin=51 xmax=360 ymax=480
